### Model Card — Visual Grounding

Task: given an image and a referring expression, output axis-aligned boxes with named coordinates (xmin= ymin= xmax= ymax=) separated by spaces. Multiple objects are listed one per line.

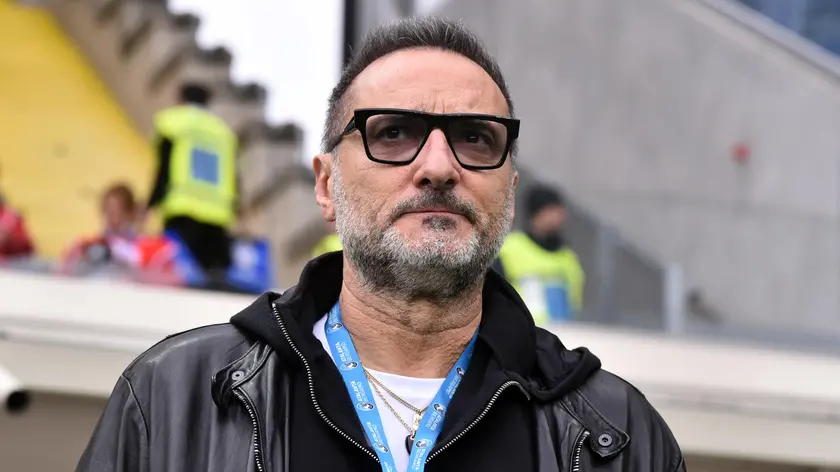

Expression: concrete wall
xmin=436 ymin=0 xmax=840 ymax=333
xmin=0 ymin=393 xmax=104 ymax=471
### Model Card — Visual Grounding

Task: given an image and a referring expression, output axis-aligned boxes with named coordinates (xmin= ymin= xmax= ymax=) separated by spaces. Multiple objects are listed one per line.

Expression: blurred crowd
xmin=1 ymin=84 xmax=270 ymax=295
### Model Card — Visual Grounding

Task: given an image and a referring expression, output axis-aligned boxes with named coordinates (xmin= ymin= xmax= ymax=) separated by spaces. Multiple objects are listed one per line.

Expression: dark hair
xmin=322 ymin=16 xmax=516 ymax=153
xmin=101 ymin=183 xmax=137 ymax=213
xmin=526 ymin=185 xmax=565 ymax=217
xmin=180 ymin=83 xmax=212 ymax=106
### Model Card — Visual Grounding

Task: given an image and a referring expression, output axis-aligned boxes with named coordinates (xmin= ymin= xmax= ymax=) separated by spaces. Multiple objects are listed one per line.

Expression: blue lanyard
xmin=324 ymin=302 xmax=477 ymax=472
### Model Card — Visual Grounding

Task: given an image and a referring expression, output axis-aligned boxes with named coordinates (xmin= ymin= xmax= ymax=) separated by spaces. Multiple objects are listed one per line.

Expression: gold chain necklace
xmin=365 ymin=369 xmax=427 ymax=414
xmin=364 ymin=368 xmax=429 ymax=452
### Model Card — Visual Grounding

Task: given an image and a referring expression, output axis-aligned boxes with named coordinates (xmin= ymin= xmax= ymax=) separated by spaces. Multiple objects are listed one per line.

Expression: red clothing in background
xmin=0 ymin=205 xmax=34 ymax=257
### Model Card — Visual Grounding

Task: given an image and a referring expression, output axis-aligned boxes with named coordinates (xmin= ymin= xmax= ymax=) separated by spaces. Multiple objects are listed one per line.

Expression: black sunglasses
xmin=327 ymin=108 xmax=520 ymax=170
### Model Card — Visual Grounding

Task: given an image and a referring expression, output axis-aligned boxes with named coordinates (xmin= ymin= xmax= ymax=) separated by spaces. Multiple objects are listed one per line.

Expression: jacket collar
xmin=211 ymin=340 xmax=273 ymax=408
xmin=271 ymin=252 xmax=539 ymax=377
xmin=222 ymin=252 xmax=602 ymax=448
xmin=223 ymin=251 xmax=606 ymax=397
xmin=220 ymin=253 xmax=541 ymax=439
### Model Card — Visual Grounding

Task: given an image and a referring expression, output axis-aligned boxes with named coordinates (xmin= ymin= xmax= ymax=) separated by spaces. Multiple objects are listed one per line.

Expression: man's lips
xmin=401 ymin=208 xmax=462 ymax=216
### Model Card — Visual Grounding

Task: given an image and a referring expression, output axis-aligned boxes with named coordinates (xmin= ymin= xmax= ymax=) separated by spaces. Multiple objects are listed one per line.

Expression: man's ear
xmin=511 ymin=170 xmax=519 ymax=221
xmin=313 ymin=153 xmax=336 ymax=221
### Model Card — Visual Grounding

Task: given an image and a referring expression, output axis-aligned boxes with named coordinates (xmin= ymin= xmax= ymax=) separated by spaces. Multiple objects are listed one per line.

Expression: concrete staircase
xmin=40 ymin=0 xmax=322 ymax=287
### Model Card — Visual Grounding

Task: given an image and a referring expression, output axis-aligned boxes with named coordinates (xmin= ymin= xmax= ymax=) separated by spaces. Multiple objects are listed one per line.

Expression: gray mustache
xmin=390 ymin=191 xmax=479 ymax=224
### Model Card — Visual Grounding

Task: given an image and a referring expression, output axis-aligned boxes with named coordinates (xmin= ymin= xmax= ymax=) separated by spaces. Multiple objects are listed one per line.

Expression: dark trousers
xmin=165 ymin=216 xmax=232 ymax=272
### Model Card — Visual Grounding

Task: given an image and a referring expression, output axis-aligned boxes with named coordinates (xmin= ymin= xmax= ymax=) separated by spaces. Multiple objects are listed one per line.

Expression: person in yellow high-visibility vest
xmin=144 ymin=84 xmax=238 ymax=276
xmin=495 ymin=186 xmax=584 ymax=324
xmin=311 ymin=220 xmax=343 ymax=258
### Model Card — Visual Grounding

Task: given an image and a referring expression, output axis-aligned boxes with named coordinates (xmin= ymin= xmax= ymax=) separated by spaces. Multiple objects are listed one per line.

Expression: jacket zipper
xmin=571 ymin=430 xmax=590 ymax=472
xmin=424 ymin=381 xmax=530 ymax=463
xmin=271 ymin=304 xmax=532 ymax=466
xmin=271 ymin=304 xmax=380 ymax=463
xmin=233 ymin=388 xmax=265 ymax=472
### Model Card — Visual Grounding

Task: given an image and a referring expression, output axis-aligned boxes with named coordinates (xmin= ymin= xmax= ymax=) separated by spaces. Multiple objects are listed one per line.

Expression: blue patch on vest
xmin=190 ymin=148 xmax=220 ymax=185
xmin=544 ymin=283 xmax=572 ymax=322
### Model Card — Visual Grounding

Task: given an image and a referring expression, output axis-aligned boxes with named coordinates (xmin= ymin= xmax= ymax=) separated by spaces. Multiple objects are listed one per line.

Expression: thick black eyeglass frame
xmin=327 ymin=108 xmax=520 ymax=170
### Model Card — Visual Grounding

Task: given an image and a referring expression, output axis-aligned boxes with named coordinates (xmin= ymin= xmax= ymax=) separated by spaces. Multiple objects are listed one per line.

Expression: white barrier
xmin=1 ymin=269 xmax=839 ymax=467
xmin=0 ymin=270 xmax=252 ymax=396
xmin=553 ymin=323 xmax=840 ymax=468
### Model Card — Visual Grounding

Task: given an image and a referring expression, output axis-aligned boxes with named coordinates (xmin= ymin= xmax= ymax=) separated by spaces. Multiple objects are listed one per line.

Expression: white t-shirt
xmin=314 ymin=315 xmax=444 ymax=472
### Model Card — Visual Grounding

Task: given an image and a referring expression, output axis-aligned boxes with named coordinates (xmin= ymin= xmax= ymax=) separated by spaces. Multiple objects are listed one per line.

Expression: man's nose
xmin=412 ymin=129 xmax=461 ymax=190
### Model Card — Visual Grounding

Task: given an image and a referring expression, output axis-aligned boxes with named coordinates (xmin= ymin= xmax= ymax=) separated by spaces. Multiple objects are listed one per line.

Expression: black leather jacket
xmin=77 ymin=254 xmax=685 ymax=472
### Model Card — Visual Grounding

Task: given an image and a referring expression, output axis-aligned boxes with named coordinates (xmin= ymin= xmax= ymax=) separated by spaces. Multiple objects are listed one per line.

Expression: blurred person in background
xmin=311 ymin=219 xmax=342 ymax=258
xmin=62 ymin=183 xmax=178 ymax=283
xmin=144 ymin=83 xmax=238 ymax=282
xmin=495 ymin=185 xmax=584 ymax=323
xmin=61 ymin=183 xmax=141 ymax=271
xmin=77 ymin=17 xmax=682 ymax=472
xmin=0 ymin=166 xmax=35 ymax=260
xmin=101 ymin=182 xmax=140 ymax=239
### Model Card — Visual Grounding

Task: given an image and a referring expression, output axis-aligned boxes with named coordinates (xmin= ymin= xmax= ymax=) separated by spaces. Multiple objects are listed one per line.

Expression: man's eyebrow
xmin=356 ymin=105 xmax=428 ymax=112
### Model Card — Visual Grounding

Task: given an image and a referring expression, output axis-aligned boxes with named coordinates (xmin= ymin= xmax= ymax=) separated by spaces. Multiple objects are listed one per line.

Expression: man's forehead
xmin=347 ymin=49 xmax=510 ymax=117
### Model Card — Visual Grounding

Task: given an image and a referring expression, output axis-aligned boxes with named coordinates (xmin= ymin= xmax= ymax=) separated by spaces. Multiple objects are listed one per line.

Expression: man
xmin=145 ymin=83 xmax=237 ymax=279
xmin=77 ymin=18 xmax=684 ymax=472
xmin=99 ymin=183 xmax=140 ymax=241
xmin=496 ymin=185 xmax=585 ymax=323
xmin=61 ymin=183 xmax=139 ymax=270
xmin=61 ymin=184 xmax=178 ymax=283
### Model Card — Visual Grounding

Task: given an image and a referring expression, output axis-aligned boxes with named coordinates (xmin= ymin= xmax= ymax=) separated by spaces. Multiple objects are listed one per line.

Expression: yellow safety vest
xmin=498 ymin=231 xmax=585 ymax=325
xmin=311 ymin=233 xmax=343 ymax=258
xmin=154 ymin=105 xmax=237 ymax=228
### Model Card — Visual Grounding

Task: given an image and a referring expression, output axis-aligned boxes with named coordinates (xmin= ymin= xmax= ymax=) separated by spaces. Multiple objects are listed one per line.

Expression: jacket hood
xmin=231 ymin=252 xmax=601 ymax=403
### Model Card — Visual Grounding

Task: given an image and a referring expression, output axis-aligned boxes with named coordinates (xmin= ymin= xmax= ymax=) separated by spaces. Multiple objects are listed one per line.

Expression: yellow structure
xmin=0 ymin=1 xmax=151 ymax=258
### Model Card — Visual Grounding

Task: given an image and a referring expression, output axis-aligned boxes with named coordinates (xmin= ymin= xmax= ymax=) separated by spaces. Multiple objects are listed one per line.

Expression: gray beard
xmin=333 ymin=168 xmax=513 ymax=304
xmin=342 ymin=220 xmax=496 ymax=303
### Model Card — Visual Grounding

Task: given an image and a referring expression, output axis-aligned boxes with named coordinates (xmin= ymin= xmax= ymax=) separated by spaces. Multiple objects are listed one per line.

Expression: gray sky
xmin=168 ymin=0 xmax=344 ymax=162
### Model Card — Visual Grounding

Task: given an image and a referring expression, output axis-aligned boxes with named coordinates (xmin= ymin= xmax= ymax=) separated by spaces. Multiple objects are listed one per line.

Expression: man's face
xmin=315 ymin=49 xmax=518 ymax=301
xmin=530 ymin=204 xmax=566 ymax=237
xmin=102 ymin=195 xmax=132 ymax=233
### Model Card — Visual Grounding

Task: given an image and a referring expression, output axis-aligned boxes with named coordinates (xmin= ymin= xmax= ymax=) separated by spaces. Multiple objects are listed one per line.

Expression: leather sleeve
xmin=75 ymin=376 xmax=149 ymax=472
xmin=571 ymin=370 xmax=686 ymax=471
xmin=627 ymin=389 xmax=685 ymax=472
